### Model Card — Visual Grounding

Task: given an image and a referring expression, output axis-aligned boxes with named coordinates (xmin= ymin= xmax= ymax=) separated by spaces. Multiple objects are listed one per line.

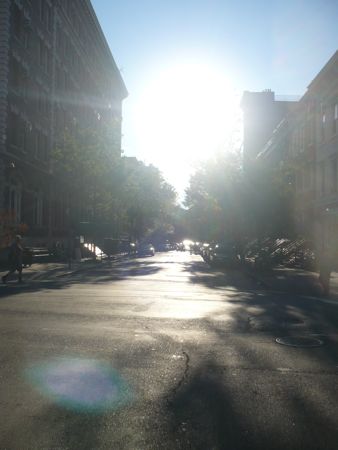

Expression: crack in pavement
xmin=166 ymin=351 xmax=190 ymax=405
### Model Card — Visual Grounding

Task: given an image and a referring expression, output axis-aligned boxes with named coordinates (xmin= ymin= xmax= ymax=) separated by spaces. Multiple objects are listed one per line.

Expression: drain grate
xmin=276 ymin=336 xmax=324 ymax=348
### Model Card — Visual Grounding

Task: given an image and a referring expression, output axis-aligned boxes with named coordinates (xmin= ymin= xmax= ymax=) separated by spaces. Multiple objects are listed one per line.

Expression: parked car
xmin=208 ymin=243 xmax=239 ymax=267
xmin=200 ymin=243 xmax=210 ymax=260
xmin=176 ymin=242 xmax=185 ymax=251
xmin=137 ymin=244 xmax=155 ymax=257
xmin=190 ymin=242 xmax=201 ymax=255
xmin=156 ymin=242 xmax=171 ymax=252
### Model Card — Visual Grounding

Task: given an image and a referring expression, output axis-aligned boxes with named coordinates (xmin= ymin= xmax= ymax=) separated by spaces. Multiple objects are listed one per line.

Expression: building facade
xmin=308 ymin=51 xmax=338 ymax=249
xmin=247 ymin=50 xmax=338 ymax=250
xmin=0 ymin=0 xmax=127 ymax=246
xmin=241 ymin=90 xmax=295 ymax=170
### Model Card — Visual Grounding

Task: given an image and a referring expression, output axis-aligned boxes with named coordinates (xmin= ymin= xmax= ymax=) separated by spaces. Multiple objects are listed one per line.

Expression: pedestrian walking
xmin=2 ymin=235 xmax=24 ymax=284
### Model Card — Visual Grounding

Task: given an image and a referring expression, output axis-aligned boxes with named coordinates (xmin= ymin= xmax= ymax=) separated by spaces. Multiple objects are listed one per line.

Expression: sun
xmin=134 ymin=61 xmax=240 ymax=193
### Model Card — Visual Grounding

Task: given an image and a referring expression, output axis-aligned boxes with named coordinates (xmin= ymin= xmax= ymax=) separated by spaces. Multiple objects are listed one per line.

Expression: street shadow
xmin=0 ymin=260 xmax=164 ymax=299
xmin=182 ymin=259 xmax=259 ymax=291
xmin=1 ymin=403 xmax=104 ymax=450
xmin=165 ymin=358 xmax=264 ymax=450
xmin=163 ymin=352 xmax=338 ymax=450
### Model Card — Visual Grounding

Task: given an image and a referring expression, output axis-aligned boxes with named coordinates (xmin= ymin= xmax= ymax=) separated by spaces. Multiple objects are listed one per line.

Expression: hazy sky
xmin=91 ymin=0 xmax=338 ymax=196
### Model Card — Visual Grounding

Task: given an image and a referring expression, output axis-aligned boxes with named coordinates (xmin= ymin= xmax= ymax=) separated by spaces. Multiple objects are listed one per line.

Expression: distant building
xmin=241 ymin=90 xmax=295 ymax=170
xmin=0 ymin=0 xmax=127 ymax=246
xmin=255 ymin=118 xmax=290 ymax=168
xmin=248 ymin=50 xmax=338 ymax=249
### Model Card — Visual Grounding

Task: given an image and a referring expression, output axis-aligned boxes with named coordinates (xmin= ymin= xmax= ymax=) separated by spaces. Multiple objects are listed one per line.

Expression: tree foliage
xmin=52 ymin=125 xmax=177 ymax=240
xmin=120 ymin=158 xmax=177 ymax=239
xmin=184 ymin=150 xmax=294 ymax=243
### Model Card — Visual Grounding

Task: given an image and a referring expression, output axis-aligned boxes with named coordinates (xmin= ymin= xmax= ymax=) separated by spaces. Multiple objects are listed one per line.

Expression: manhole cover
xmin=276 ymin=336 xmax=324 ymax=348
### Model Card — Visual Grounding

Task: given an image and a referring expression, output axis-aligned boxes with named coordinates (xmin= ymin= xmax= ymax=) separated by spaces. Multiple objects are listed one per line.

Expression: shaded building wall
xmin=247 ymin=51 xmax=338 ymax=248
xmin=241 ymin=90 xmax=294 ymax=171
xmin=287 ymin=96 xmax=317 ymax=240
xmin=0 ymin=0 xmax=127 ymax=246
xmin=0 ymin=0 xmax=11 ymax=219
xmin=308 ymin=51 xmax=338 ymax=251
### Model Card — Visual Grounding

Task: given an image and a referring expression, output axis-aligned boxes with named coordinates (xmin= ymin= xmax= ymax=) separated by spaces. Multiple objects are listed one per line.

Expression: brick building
xmin=246 ymin=50 xmax=338 ymax=250
xmin=0 ymin=0 xmax=127 ymax=246
xmin=308 ymin=51 xmax=338 ymax=249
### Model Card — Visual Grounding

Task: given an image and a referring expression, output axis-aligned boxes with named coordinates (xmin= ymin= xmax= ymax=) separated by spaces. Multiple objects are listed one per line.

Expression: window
xmin=303 ymin=165 xmax=310 ymax=190
xmin=299 ymin=126 xmax=305 ymax=152
xmin=8 ymin=112 xmax=21 ymax=148
xmin=12 ymin=5 xmax=29 ymax=49
xmin=38 ymin=132 xmax=48 ymax=161
xmin=38 ymin=39 xmax=44 ymax=66
xmin=5 ymin=182 xmax=22 ymax=223
xmin=29 ymin=128 xmax=38 ymax=158
xmin=22 ymin=122 xmax=31 ymax=153
xmin=333 ymin=104 xmax=338 ymax=135
xmin=310 ymin=162 xmax=316 ymax=189
xmin=46 ymin=5 xmax=52 ymax=32
xmin=33 ymin=192 xmax=43 ymax=226
xmin=38 ymin=39 xmax=51 ymax=73
xmin=297 ymin=171 xmax=303 ymax=192
xmin=12 ymin=4 xmax=22 ymax=40
xmin=39 ymin=0 xmax=45 ymax=22
xmin=319 ymin=162 xmax=325 ymax=196
xmin=9 ymin=58 xmax=22 ymax=92
xmin=56 ymin=67 xmax=66 ymax=90
xmin=330 ymin=157 xmax=337 ymax=193
xmin=321 ymin=112 xmax=326 ymax=142
xmin=38 ymin=92 xmax=43 ymax=113
xmin=46 ymin=51 xmax=52 ymax=74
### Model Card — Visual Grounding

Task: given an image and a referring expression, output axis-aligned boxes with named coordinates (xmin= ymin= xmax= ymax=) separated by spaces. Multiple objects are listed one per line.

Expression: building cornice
xmin=85 ymin=0 xmax=128 ymax=99
xmin=306 ymin=50 xmax=338 ymax=92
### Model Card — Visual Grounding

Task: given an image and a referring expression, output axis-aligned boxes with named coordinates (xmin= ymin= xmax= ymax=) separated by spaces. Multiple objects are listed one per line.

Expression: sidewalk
xmin=247 ymin=265 xmax=338 ymax=301
xmin=0 ymin=253 xmax=129 ymax=282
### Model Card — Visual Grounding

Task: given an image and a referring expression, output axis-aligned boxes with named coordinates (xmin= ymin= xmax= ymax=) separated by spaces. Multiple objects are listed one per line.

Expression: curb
xmin=21 ymin=253 xmax=130 ymax=281
xmin=241 ymin=266 xmax=336 ymax=302
xmin=241 ymin=268 xmax=272 ymax=290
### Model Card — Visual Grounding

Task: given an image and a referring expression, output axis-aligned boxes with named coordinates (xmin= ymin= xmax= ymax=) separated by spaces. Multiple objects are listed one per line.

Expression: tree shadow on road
xmin=0 ymin=260 xmax=164 ymax=299
xmin=182 ymin=259 xmax=258 ymax=291
xmin=165 ymin=357 xmax=267 ymax=450
xmin=163 ymin=351 xmax=338 ymax=450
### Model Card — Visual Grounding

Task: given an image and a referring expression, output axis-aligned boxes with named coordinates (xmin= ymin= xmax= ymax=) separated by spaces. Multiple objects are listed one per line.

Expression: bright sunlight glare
xmin=134 ymin=62 xmax=241 ymax=194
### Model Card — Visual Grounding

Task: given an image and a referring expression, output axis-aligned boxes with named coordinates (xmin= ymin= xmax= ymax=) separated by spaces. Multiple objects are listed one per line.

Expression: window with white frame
xmin=320 ymin=162 xmax=325 ymax=196
xmin=333 ymin=104 xmax=338 ymax=135
xmin=330 ymin=156 xmax=337 ymax=193
xmin=321 ymin=110 xmax=326 ymax=141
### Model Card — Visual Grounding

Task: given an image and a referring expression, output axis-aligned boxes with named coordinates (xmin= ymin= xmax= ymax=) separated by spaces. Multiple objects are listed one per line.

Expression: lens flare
xmin=26 ymin=357 xmax=132 ymax=413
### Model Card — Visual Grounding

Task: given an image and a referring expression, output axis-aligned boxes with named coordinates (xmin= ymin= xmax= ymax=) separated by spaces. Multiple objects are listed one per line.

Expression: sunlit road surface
xmin=1 ymin=251 xmax=338 ymax=449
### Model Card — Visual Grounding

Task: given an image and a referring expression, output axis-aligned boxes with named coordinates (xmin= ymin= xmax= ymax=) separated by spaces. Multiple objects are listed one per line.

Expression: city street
xmin=1 ymin=251 xmax=338 ymax=449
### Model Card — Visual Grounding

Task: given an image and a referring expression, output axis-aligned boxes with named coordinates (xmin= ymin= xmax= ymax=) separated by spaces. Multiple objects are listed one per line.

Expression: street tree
xmin=184 ymin=150 xmax=295 ymax=244
xmin=120 ymin=158 xmax=177 ymax=240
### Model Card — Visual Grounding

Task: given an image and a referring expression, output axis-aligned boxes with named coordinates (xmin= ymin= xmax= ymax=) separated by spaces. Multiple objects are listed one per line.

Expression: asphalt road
xmin=1 ymin=251 xmax=338 ymax=450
